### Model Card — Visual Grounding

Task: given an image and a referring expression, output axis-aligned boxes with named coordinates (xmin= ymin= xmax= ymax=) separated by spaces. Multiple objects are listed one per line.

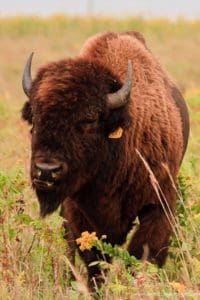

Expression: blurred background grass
xmin=1 ymin=16 xmax=200 ymax=97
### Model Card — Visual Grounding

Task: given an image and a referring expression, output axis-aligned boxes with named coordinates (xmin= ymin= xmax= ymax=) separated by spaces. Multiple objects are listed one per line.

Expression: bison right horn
xmin=22 ymin=52 xmax=34 ymax=97
xmin=107 ymin=60 xmax=133 ymax=110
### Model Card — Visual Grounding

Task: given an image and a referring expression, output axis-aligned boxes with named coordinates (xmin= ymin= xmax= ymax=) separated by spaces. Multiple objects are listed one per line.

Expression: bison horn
xmin=22 ymin=52 xmax=34 ymax=97
xmin=107 ymin=60 xmax=133 ymax=110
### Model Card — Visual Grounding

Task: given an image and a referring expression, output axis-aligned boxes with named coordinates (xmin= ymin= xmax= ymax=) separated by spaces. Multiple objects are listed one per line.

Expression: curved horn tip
xmin=22 ymin=52 xmax=34 ymax=98
xmin=28 ymin=52 xmax=34 ymax=59
xmin=107 ymin=59 xmax=133 ymax=110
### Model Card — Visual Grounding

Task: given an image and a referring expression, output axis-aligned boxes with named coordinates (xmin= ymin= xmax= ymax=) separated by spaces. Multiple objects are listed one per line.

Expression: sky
xmin=0 ymin=0 xmax=200 ymax=19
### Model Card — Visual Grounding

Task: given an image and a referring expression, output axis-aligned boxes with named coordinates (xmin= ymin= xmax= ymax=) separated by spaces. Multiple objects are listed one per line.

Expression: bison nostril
xmin=52 ymin=165 xmax=62 ymax=173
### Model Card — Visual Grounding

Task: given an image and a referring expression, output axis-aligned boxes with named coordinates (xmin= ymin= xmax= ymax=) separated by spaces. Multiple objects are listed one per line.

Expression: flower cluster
xmin=169 ymin=281 xmax=186 ymax=293
xmin=76 ymin=231 xmax=98 ymax=251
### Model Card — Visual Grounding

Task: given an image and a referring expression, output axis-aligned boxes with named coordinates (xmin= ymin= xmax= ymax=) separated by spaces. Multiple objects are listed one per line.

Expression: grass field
xmin=0 ymin=16 xmax=200 ymax=299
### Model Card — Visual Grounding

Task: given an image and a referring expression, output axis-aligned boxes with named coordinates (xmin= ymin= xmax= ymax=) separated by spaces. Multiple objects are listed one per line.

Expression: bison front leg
xmin=128 ymin=204 xmax=173 ymax=267
xmin=78 ymin=248 xmax=110 ymax=290
xmin=60 ymin=199 xmax=109 ymax=291
xmin=62 ymin=222 xmax=105 ymax=289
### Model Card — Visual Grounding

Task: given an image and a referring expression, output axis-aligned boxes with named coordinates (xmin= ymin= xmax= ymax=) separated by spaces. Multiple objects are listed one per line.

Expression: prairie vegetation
xmin=0 ymin=16 xmax=200 ymax=299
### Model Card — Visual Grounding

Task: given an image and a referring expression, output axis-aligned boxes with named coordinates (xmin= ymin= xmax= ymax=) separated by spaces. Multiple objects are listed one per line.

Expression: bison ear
xmin=21 ymin=101 xmax=32 ymax=124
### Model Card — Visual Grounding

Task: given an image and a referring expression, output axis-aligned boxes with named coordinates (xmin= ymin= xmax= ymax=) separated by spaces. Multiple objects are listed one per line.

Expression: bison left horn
xmin=107 ymin=60 xmax=133 ymax=110
xmin=22 ymin=52 xmax=34 ymax=97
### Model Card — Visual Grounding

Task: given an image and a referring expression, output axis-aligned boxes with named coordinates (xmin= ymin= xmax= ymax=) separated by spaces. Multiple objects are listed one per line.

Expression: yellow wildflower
xmin=170 ymin=281 xmax=186 ymax=293
xmin=76 ymin=231 xmax=98 ymax=251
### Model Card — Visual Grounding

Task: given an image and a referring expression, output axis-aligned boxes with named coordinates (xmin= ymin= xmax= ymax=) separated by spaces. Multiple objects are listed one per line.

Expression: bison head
xmin=21 ymin=53 xmax=132 ymax=217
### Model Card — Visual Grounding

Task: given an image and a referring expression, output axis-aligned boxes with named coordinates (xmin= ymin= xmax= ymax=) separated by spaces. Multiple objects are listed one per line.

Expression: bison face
xmin=21 ymin=54 xmax=132 ymax=217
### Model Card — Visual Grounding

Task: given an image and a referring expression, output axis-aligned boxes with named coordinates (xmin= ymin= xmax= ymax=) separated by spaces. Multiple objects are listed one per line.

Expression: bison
xmin=21 ymin=31 xmax=189 ymax=288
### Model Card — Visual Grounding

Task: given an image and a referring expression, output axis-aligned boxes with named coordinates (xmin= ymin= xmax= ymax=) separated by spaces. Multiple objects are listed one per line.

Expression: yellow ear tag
xmin=108 ymin=127 xmax=123 ymax=139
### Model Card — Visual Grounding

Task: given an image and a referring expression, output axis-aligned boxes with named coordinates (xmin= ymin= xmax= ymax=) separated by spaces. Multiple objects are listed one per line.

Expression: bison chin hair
xmin=36 ymin=188 xmax=66 ymax=218
xmin=34 ymin=169 xmax=92 ymax=217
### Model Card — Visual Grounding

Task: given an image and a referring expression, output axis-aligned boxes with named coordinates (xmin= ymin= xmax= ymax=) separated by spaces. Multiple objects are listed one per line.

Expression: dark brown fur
xmin=22 ymin=31 xmax=189 ymax=288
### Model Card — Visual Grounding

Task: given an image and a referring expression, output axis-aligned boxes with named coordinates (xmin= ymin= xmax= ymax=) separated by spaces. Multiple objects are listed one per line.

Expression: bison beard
xmin=21 ymin=30 xmax=189 ymax=291
xmin=36 ymin=187 xmax=64 ymax=218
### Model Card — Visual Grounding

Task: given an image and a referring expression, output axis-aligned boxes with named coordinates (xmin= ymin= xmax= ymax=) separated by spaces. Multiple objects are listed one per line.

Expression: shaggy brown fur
xmin=22 ymin=31 xmax=189 ymax=289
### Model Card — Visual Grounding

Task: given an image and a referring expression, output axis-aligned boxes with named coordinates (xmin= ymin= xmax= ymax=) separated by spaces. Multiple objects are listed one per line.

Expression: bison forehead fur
xmin=21 ymin=31 xmax=189 ymax=288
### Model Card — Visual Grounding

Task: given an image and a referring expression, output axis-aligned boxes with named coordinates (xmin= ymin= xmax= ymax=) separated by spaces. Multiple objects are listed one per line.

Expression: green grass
xmin=0 ymin=16 xmax=200 ymax=299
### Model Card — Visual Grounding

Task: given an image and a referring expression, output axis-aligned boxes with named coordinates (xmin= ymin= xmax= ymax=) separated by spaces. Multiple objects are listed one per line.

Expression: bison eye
xmin=82 ymin=118 xmax=98 ymax=124
xmin=79 ymin=118 xmax=98 ymax=126
xmin=77 ymin=118 xmax=98 ymax=133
